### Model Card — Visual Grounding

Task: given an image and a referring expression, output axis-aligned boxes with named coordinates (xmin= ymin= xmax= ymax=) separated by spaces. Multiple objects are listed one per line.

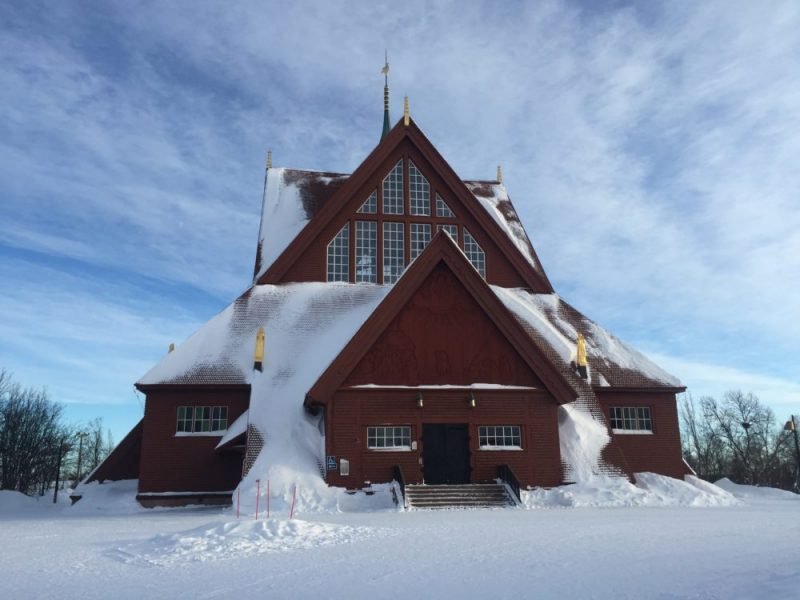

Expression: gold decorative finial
xmin=254 ymin=326 xmax=265 ymax=372
xmin=168 ymin=343 xmax=175 ymax=353
xmin=403 ymin=96 xmax=409 ymax=126
xmin=266 ymin=149 xmax=272 ymax=170
xmin=496 ymin=164 xmax=503 ymax=183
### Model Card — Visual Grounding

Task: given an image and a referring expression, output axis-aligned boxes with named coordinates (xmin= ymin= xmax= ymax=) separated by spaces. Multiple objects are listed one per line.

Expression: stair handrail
xmin=392 ymin=465 xmax=407 ymax=507
xmin=497 ymin=464 xmax=521 ymax=503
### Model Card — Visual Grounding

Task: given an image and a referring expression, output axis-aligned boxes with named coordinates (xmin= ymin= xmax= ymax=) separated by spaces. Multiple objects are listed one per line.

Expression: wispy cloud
xmin=1 ymin=0 xmax=798 ymax=437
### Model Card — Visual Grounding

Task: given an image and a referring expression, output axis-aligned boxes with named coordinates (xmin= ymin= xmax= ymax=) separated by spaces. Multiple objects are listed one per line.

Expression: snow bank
xmin=0 ymin=489 xmax=72 ymax=514
xmin=111 ymin=518 xmax=387 ymax=566
xmin=70 ymin=480 xmax=143 ymax=514
xmin=558 ymin=404 xmax=611 ymax=481
xmin=715 ymin=478 xmax=800 ymax=501
xmin=521 ymin=473 xmax=738 ymax=508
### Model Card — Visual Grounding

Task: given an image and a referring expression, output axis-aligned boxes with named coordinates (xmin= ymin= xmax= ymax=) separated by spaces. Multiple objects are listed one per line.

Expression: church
xmin=84 ymin=68 xmax=689 ymax=508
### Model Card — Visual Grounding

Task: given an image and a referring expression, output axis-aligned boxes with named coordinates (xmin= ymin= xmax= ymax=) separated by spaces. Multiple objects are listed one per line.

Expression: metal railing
xmin=392 ymin=465 xmax=407 ymax=507
xmin=497 ymin=464 xmax=521 ymax=503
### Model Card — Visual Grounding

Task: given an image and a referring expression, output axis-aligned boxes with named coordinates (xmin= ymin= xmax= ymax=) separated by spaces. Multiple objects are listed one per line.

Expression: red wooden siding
xmin=138 ymin=387 xmax=249 ymax=494
xmin=595 ymin=390 xmax=690 ymax=479
xmin=345 ymin=263 xmax=543 ymax=387
xmin=325 ymin=389 xmax=563 ymax=488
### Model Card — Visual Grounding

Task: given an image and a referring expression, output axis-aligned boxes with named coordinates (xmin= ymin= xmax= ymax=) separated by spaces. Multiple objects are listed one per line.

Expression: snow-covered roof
xmin=252 ymin=169 xmax=545 ymax=281
xmin=138 ymin=283 xmax=389 ymax=387
xmin=494 ymin=288 xmax=682 ymax=388
xmin=139 ymin=282 xmax=679 ymax=391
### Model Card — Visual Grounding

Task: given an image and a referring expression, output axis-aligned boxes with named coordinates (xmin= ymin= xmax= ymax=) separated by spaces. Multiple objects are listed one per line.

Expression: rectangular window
xmin=367 ymin=426 xmax=411 ymax=450
xmin=409 ymin=161 xmax=430 ymax=216
xmin=437 ymin=223 xmax=458 ymax=242
xmin=410 ymin=223 xmax=431 ymax=260
xmin=211 ymin=406 xmax=228 ymax=432
xmin=479 ymin=425 xmax=522 ymax=449
xmin=463 ymin=228 xmax=486 ymax=278
xmin=610 ymin=406 xmax=652 ymax=433
xmin=326 ymin=223 xmax=350 ymax=282
xmin=176 ymin=405 xmax=228 ymax=434
xmin=382 ymin=160 xmax=404 ymax=215
xmin=176 ymin=406 xmax=193 ymax=433
xmin=355 ymin=221 xmax=377 ymax=283
xmin=194 ymin=406 xmax=211 ymax=432
xmin=383 ymin=222 xmax=405 ymax=283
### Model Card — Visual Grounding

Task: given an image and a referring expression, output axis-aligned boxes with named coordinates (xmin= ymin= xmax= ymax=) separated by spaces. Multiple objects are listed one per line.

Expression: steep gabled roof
xmin=255 ymin=118 xmax=554 ymax=292
xmin=137 ymin=264 xmax=680 ymax=392
xmin=307 ymin=231 xmax=576 ymax=405
xmin=495 ymin=290 xmax=684 ymax=390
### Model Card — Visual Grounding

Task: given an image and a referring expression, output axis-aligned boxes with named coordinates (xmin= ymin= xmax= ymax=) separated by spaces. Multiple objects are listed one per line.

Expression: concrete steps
xmin=404 ymin=483 xmax=515 ymax=509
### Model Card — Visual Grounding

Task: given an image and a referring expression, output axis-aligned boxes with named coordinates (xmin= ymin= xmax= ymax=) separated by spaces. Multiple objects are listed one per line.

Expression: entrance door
xmin=422 ymin=424 xmax=470 ymax=484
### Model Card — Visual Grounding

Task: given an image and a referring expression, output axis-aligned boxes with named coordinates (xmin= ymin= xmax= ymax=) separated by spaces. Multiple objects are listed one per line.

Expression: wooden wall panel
xmin=595 ymin=390 xmax=690 ymax=479
xmin=138 ymin=388 xmax=249 ymax=494
xmin=325 ymin=389 xmax=562 ymax=489
xmin=345 ymin=264 xmax=543 ymax=387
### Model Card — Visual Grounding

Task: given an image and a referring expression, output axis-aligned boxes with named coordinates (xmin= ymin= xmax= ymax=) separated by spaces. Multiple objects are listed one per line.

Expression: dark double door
xmin=422 ymin=424 xmax=470 ymax=484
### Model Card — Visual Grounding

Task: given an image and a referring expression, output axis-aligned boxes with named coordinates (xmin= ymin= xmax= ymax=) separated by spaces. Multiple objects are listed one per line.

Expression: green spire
xmin=381 ymin=51 xmax=390 ymax=140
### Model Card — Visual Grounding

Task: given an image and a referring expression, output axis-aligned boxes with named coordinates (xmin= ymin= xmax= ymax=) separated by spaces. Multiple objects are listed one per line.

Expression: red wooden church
xmin=86 ymin=79 xmax=689 ymax=508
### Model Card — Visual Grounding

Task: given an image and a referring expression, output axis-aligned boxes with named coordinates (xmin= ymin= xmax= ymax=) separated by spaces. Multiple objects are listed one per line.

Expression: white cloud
xmin=1 ymin=0 xmax=798 ymax=426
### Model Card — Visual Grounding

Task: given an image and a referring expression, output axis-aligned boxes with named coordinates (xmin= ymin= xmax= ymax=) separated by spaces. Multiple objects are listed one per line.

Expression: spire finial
xmin=266 ymin=149 xmax=272 ymax=170
xmin=381 ymin=50 xmax=391 ymax=140
xmin=403 ymin=96 xmax=410 ymax=126
xmin=496 ymin=164 xmax=503 ymax=183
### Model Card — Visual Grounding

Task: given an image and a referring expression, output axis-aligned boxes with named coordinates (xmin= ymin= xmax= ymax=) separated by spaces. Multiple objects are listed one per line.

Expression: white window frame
xmin=355 ymin=220 xmax=377 ymax=283
xmin=408 ymin=160 xmax=430 ymax=216
xmin=437 ymin=223 xmax=458 ymax=242
xmin=383 ymin=221 xmax=405 ymax=283
xmin=367 ymin=426 xmax=412 ymax=451
xmin=175 ymin=405 xmax=229 ymax=436
xmin=610 ymin=406 xmax=653 ymax=434
xmin=463 ymin=228 xmax=486 ymax=278
xmin=326 ymin=223 xmax=350 ymax=282
xmin=435 ymin=193 xmax=455 ymax=218
xmin=357 ymin=190 xmax=377 ymax=214
xmin=410 ymin=223 xmax=432 ymax=260
xmin=478 ymin=425 xmax=522 ymax=450
xmin=382 ymin=160 xmax=404 ymax=215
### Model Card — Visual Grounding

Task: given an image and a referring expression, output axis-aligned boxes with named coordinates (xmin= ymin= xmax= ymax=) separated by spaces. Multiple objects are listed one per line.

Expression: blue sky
xmin=1 ymin=0 xmax=799 ymax=443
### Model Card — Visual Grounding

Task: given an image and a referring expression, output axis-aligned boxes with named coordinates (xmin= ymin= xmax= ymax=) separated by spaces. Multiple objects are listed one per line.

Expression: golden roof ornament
xmin=497 ymin=164 xmax=503 ymax=183
xmin=404 ymin=96 xmax=410 ymax=126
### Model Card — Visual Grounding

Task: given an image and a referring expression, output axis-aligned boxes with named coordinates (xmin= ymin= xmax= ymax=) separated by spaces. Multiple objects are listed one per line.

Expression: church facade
xmin=86 ymin=106 xmax=689 ymax=507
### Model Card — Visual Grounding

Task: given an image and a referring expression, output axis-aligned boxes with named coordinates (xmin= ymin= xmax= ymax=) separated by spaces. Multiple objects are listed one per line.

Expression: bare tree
xmin=0 ymin=371 xmax=69 ymax=494
xmin=681 ymin=390 xmax=794 ymax=489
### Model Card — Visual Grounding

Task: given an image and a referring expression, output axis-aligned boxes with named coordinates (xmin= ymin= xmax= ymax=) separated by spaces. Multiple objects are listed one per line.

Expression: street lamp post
xmin=785 ymin=415 xmax=800 ymax=491
xmin=52 ymin=438 xmax=70 ymax=504
xmin=75 ymin=431 xmax=88 ymax=488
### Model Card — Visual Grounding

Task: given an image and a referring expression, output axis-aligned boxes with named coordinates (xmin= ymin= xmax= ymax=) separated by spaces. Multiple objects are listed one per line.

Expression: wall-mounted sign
xmin=326 ymin=455 xmax=337 ymax=471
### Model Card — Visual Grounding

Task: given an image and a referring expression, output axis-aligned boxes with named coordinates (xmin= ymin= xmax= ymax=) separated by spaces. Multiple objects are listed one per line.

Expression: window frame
xmin=609 ymin=406 xmax=653 ymax=434
xmin=326 ymin=222 xmax=350 ymax=282
xmin=478 ymin=425 xmax=523 ymax=450
xmin=175 ymin=405 xmax=229 ymax=436
xmin=367 ymin=425 xmax=412 ymax=451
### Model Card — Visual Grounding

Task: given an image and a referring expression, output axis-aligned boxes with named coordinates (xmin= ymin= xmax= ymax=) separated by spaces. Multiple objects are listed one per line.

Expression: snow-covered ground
xmin=2 ymin=479 xmax=799 ymax=600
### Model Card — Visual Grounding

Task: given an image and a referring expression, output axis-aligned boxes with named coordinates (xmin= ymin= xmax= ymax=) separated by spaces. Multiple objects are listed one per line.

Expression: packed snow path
xmin=1 ymin=494 xmax=798 ymax=599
